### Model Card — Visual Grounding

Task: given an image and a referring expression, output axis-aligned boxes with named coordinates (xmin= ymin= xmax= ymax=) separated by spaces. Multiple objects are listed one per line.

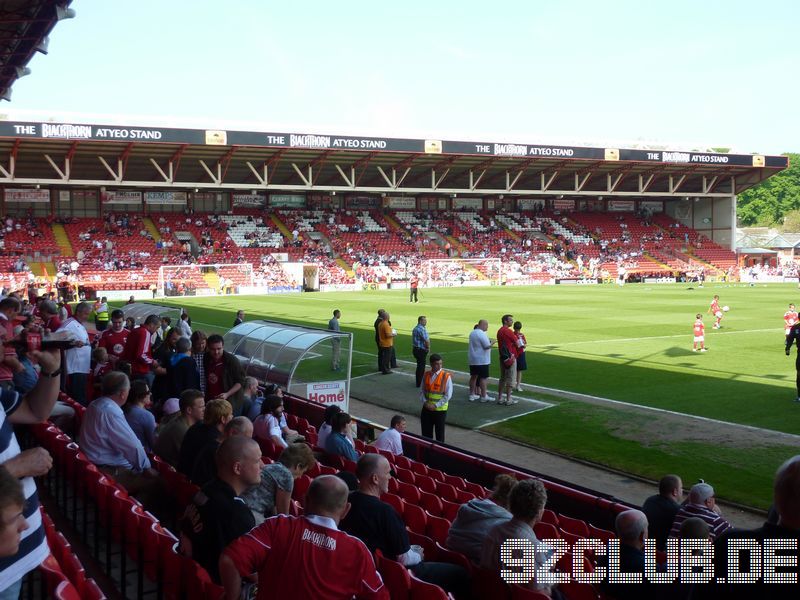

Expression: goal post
xmin=423 ymin=258 xmax=502 ymax=287
xmin=157 ymin=263 xmax=254 ymax=297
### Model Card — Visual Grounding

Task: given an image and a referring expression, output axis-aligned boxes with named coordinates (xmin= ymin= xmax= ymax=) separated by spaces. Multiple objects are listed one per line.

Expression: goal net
xmin=423 ymin=258 xmax=502 ymax=287
xmin=157 ymin=263 xmax=254 ymax=297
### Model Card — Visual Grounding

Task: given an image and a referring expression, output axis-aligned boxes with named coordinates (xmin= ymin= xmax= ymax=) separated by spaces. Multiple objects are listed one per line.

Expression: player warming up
xmin=785 ymin=304 xmax=798 ymax=342
xmin=708 ymin=295 xmax=723 ymax=329
xmin=785 ymin=319 xmax=800 ymax=402
xmin=692 ymin=314 xmax=707 ymax=352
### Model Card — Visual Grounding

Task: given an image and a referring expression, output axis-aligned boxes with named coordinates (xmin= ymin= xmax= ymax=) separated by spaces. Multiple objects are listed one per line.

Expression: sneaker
xmin=498 ymin=400 xmax=508 ymax=406
xmin=700 ymin=348 xmax=707 ymax=352
xmin=479 ymin=396 xmax=494 ymax=403
xmin=692 ymin=348 xmax=697 ymax=352
xmin=469 ymin=394 xmax=479 ymax=402
xmin=508 ymin=398 xmax=519 ymax=405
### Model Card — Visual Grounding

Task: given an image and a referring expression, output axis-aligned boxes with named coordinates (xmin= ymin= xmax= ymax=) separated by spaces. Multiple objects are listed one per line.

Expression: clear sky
xmin=4 ymin=0 xmax=799 ymax=154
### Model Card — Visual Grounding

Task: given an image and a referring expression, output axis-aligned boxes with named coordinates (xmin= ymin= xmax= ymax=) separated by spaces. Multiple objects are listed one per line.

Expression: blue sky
xmin=5 ymin=0 xmax=799 ymax=154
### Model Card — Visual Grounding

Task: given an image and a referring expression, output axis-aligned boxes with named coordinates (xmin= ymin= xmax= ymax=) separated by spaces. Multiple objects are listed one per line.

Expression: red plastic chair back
xmin=409 ymin=572 xmax=452 ymax=600
xmin=375 ymin=550 xmax=411 ymax=600
xmin=425 ymin=514 xmax=451 ymax=546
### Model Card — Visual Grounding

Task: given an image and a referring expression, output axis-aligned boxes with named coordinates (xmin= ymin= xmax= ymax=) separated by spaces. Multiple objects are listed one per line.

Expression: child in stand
xmin=91 ymin=346 xmax=111 ymax=399
xmin=513 ymin=321 xmax=528 ymax=391
xmin=693 ymin=314 xmax=707 ymax=352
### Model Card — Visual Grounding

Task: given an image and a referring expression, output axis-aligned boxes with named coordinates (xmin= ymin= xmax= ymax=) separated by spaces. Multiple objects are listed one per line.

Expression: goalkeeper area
xmin=157 ymin=263 xmax=256 ymax=296
xmin=424 ymin=258 xmax=502 ymax=286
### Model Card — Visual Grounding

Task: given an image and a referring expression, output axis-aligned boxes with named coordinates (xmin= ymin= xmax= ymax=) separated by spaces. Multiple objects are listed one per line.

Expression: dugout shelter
xmin=0 ymin=118 xmax=789 ymax=251
xmin=223 ymin=319 xmax=353 ymax=411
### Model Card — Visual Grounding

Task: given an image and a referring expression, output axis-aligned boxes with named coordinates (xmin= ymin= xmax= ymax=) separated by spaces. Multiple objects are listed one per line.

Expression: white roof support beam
xmin=607 ymin=173 xmax=625 ymax=193
xmin=542 ymin=170 xmax=559 ymax=192
xmin=639 ymin=173 xmax=655 ymax=193
xmin=149 ymin=158 xmax=171 ymax=183
xmin=98 ymin=156 xmax=122 ymax=182
xmin=377 ymin=166 xmax=396 ymax=188
xmin=43 ymin=154 xmax=67 ymax=180
xmin=703 ymin=176 xmax=718 ymax=194
xmin=291 ymin=163 xmax=312 ymax=187
xmin=669 ymin=174 xmax=687 ymax=193
xmin=335 ymin=165 xmax=354 ymax=187
xmin=506 ymin=170 xmax=524 ymax=191
xmin=245 ymin=161 xmax=267 ymax=186
xmin=432 ymin=168 xmax=450 ymax=190
xmin=469 ymin=169 xmax=486 ymax=191
xmin=575 ymin=171 xmax=592 ymax=192
xmin=199 ymin=159 xmax=222 ymax=185
xmin=0 ymin=162 xmax=10 ymax=179
xmin=395 ymin=167 xmax=411 ymax=187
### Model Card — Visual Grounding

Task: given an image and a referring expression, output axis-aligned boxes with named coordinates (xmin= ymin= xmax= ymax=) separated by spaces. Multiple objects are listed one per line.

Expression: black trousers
xmin=410 ymin=287 xmax=418 ymax=302
xmin=420 ymin=408 xmax=446 ymax=443
xmin=796 ymin=356 xmax=800 ymax=397
xmin=379 ymin=347 xmax=393 ymax=373
xmin=413 ymin=348 xmax=428 ymax=387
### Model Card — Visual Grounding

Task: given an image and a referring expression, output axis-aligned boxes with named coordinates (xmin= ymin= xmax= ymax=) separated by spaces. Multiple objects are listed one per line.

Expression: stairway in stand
xmin=142 ymin=218 xmax=162 ymax=242
xmin=51 ymin=223 xmax=74 ymax=256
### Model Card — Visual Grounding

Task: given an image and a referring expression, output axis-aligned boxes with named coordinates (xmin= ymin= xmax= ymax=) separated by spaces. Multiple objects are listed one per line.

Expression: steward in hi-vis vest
xmin=420 ymin=353 xmax=452 ymax=443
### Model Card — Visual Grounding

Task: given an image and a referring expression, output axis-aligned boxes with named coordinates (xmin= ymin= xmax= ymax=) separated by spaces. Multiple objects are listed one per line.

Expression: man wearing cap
xmin=668 ymin=482 xmax=731 ymax=541
xmin=420 ymin=354 xmax=452 ymax=443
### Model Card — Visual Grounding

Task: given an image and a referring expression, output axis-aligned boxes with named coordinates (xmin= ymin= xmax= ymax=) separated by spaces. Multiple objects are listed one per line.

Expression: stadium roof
xmin=0 ymin=1 xmax=74 ymax=101
xmin=0 ymin=119 xmax=788 ymax=198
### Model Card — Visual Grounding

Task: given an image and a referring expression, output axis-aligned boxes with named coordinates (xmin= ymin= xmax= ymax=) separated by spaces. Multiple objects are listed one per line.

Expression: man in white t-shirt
xmin=58 ymin=302 xmax=91 ymax=406
xmin=468 ymin=320 xmax=494 ymax=402
xmin=373 ymin=415 xmax=405 ymax=456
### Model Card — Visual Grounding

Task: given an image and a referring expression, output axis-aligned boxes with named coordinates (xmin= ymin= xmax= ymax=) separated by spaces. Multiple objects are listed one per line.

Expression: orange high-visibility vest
xmin=423 ymin=369 xmax=451 ymax=411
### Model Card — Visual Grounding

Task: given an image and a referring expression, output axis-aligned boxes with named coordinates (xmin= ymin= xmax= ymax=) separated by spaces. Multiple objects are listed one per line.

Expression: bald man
xmin=220 ymin=475 xmax=388 ymax=599
xmin=601 ymin=509 xmax=653 ymax=600
xmin=700 ymin=456 xmax=800 ymax=599
xmin=180 ymin=436 xmax=261 ymax=583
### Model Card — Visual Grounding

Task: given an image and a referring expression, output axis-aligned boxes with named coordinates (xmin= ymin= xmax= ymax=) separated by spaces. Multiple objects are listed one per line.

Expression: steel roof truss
xmin=291 ymin=163 xmax=311 ymax=187
xmin=97 ymin=155 xmax=121 ymax=182
xmin=246 ymin=161 xmax=267 ymax=186
xmin=334 ymin=164 xmax=354 ymax=188
xmin=199 ymin=159 xmax=222 ymax=185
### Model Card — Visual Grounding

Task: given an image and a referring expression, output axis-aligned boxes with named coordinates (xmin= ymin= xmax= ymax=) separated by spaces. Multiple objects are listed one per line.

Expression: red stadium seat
xmin=404 ymin=504 xmax=428 ymax=534
xmin=510 ymin=584 xmax=551 ymax=599
xmin=416 ymin=474 xmax=437 ymax=494
xmin=541 ymin=509 xmax=559 ymax=526
xmin=558 ymin=515 xmax=590 ymax=537
xmin=381 ymin=492 xmax=405 ymax=517
xmin=425 ymin=515 xmax=451 ymax=546
xmin=533 ymin=522 xmax=560 ymax=540
xmin=435 ymin=482 xmax=459 ymax=503
xmin=397 ymin=481 xmax=421 ymax=504
xmin=587 ymin=524 xmax=615 ymax=542
xmin=434 ymin=542 xmax=472 ymax=573
xmin=292 ymin=475 xmax=312 ymax=503
xmin=375 ymin=550 xmax=411 ymax=600
xmin=411 ymin=461 xmax=429 ymax=477
xmin=395 ymin=467 xmax=416 ymax=485
xmin=472 ymin=565 xmax=511 ymax=600
xmin=406 ymin=530 xmax=437 ymax=561
xmin=409 ymin=572 xmax=453 ymax=600
xmin=441 ymin=500 xmax=461 ymax=522
xmin=419 ymin=490 xmax=443 ymax=517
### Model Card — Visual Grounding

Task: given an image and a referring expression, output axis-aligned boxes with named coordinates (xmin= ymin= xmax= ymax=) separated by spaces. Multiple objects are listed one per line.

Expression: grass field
xmin=144 ymin=282 xmax=800 ymax=509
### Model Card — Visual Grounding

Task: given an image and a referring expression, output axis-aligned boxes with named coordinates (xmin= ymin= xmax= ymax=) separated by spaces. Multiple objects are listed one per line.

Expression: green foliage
xmin=738 ymin=153 xmax=800 ymax=226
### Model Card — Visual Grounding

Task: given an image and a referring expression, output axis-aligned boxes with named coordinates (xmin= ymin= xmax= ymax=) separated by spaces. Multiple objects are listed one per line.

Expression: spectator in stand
xmin=39 ymin=300 xmax=62 ymax=334
xmin=152 ymin=327 xmax=180 ymax=403
xmin=0 ymin=344 xmax=61 ymax=598
xmin=513 ymin=321 xmax=528 ymax=391
xmin=242 ymin=442 xmax=316 ymax=521
xmin=233 ymin=310 xmax=245 ymax=327
xmin=317 ymin=404 xmax=342 ymax=450
xmin=191 ymin=416 xmax=253 ymax=487
xmin=496 ymin=314 xmax=520 ymax=405
xmin=122 ymin=314 xmax=160 ymax=387
xmin=177 ymin=311 xmax=192 ymax=339
xmin=481 ymin=478 xmax=554 ymax=595
xmin=642 ymin=474 xmax=683 ymax=551
xmin=328 ymin=309 xmax=342 ymax=371
xmin=179 ymin=436 xmax=260 ymax=584
xmin=123 ymin=379 xmax=156 ymax=453
xmin=373 ymin=415 xmax=405 ymax=456
xmin=124 ymin=317 xmax=136 ymax=331
xmin=411 ymin=316 xmax=430 ymax=387
xmin=253 ymin=395 xmax=302 ymax=448
xmin=241 ymin=377 xmax=263 ymax=421
xmin=165 ymin=337 xmax=201 ymax=400
xmin=153 ymin=389 xmax=205 ymax=467
xmin=58 ymin=301 xmax=92 ymax=406
xmin=468 ymin=320 xmax=494 ymax=402
xmin=80 ymin=371 xmax=162 ymax=509
xmin=446 ymin=474 xmax=517 ymax=564
xmin=177 ymin=398 xmax=232 ymax=477
xmin=190 ymin=331 xmax=207 ymax=395
xmin=221 ymin=474 xmax=388 ymax=600
xmin=679 ymin=517 xmax=710 ymax=540
xmin=0 ymin=467 xmax=28 ymax=559
xmin=0 ymin=297 xmax=22 ymax=395
xmin=324 ymin=412 xmax=359 ymax=462
xmin=97 ymin=309 xmax=129 ymax=368
xmin=377 ymin=312 xmax=395 ymax=375
xmin=600 ymin=509 xmax=652 ymax=600
xmin=669 ymin=482 xmax=731 ymax=541
xmin=701 ymin=455 xmax=800 ymax=599
xmin=204 ymin=334 xmax=245 ymax=416
xmin=341 ymin=454 xmax=468 ymax=598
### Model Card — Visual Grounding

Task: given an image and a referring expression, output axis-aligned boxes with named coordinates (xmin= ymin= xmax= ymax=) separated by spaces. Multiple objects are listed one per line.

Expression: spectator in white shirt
xmin=58 ymin=302 xmax=91 ymax=406
xmin=177 ymin=312 xmax=192 ymax=338
xmin=373 ymin=415 xmax=406 ymax=456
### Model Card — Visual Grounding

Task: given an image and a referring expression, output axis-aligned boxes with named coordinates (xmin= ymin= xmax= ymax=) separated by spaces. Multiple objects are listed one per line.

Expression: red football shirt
xmin=98 ymin=328 xmax=130 ymax=362
xmin=784 ymin=311 xmax=798 ymax=329
xmin=205 ymin=358 xmax=224 ymax=398
xmin=224 ymin=515 xmax=388 ymax=600
xmin=710 ymin=299 xmax=720 ymax=313
xmin=693 ymin=319 xmax=705 ymax=337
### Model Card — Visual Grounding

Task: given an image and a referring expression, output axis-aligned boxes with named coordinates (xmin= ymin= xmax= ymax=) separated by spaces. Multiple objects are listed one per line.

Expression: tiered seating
xmin=1 ymin=218 xmax=60 ymax=256
xmin=221 ymin=214 xmax=283 ymax=249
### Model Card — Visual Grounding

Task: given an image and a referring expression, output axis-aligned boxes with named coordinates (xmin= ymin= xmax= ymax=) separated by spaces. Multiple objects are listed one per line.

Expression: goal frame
xmin=423 ymin=257 xmax=502 ymax=286
xmin=157 ymin=262 xmax=254 ymax=297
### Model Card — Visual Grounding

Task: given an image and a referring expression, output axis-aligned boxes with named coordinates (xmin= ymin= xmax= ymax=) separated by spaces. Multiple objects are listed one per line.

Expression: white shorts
xmin=714 ymin=311 xmax=723 ymax=318
xmin=694 ymin=336 xmax=704 ymax=343
xmin=787 ymin=327 xmax=792 ymax=336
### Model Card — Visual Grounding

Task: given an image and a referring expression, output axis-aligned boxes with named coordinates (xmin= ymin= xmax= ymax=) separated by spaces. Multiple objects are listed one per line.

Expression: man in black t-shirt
xmin=341 ymin=455 xmax=469 ymax=599
xmin=179 ymin=436 xmax=261 ymax=582
xmin=642 ymin=474 xmax=683 ymax=551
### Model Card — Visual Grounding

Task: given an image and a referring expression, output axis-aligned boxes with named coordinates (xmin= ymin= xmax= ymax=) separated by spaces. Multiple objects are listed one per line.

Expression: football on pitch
xmin=722 ymin=306 xmax=730 ymax=312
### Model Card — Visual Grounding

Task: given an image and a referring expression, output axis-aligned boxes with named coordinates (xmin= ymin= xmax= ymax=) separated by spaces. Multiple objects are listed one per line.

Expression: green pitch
xmin=147 ymin=283 xmax=800 ymax=509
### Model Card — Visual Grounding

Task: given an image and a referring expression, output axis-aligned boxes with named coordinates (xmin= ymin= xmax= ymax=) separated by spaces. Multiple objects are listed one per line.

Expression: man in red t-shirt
xmin=496 ymin=314 xmax=520 ymax=405
xmin=785 ymin=304 xmax=798 ymax=341
xmin=220 ymin=475 xmax=388 ymax=600
xmin=121 ymin=314 xmax=160 ymax=386
xmin=97 ymin=309 xmax=129 ymax=367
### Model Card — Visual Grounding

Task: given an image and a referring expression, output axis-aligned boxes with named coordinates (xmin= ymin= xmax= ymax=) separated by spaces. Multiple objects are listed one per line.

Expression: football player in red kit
xmin=784 ymin=303 xmax=798 ymax=341
xmin=693 ymin=314 xmax=707 ymax=352
xmin=708 ymin=295 xmax=723 ymax=329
